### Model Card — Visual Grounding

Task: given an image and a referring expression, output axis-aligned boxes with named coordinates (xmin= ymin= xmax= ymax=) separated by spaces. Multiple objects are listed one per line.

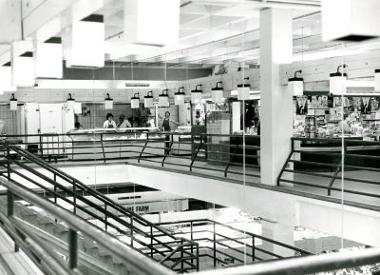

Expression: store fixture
xmin=375 ymin=69 xmax=380 ymax=92
xmin=174 ymin=86 xmax=185 ymax=106
xmin=66 ymin=93 xmax=75 ymax=109
xmin=131 ymin=93 xmax=140 ymax=109
xmin=158 ymin=89 xmax=169 ymax=107
xmin=9 ymin=93 xmax=17 ymax=111
xmin=288 ymin=70 xmax=304 ymax=96
xmin=211 ymin=81 xmax=224 ymax=104
xmin=104 ymin=93 xmax=113 ymax=110
xmin=144 ymin=91 xmax=154 ymax=108
xmin=191 ymin=84 xmax=202 ymax=104
xmin=329 ymin=64 xmax=348 ymax=95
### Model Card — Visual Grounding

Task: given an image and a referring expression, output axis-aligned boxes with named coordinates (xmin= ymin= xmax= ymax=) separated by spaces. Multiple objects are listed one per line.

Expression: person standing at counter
xmin=103 ymin=113 xmax=116 ymax=129
xmin=117 ymin=114 xmax=131 ymax=128
xmin=159 ymin=111 xmax=180 ymax=154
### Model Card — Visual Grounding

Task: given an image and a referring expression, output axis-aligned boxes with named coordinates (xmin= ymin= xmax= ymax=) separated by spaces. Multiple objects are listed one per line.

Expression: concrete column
xmin=260 ymin=8 xmax=294 ymax=186
xmin=261 ymin=221 xmax=295 ymax=259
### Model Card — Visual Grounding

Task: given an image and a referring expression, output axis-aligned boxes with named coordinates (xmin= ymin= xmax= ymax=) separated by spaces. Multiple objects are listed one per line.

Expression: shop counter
xmin=293 ymin=137 xmax=380 ymax=171
xmin=229 ymin=135 xmax=260 ymax=165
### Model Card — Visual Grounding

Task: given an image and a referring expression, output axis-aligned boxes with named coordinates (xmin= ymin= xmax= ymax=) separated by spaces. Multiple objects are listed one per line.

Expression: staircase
xmin=0 ymin=145 xmax=199 ymax=274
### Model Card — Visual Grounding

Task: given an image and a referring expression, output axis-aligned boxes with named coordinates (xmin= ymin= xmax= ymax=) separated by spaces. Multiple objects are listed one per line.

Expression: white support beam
xmin=260 ymin=8 xmax=294 ymax=186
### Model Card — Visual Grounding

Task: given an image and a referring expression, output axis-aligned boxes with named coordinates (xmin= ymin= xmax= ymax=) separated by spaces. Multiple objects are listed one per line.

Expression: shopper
xmin=194 ymin=110 xmax=204 ymax=125
xmin=159 ymin=111 xmax=180 ymax=154
xmin=117 ymin=114 xmax=132 ymax=128
xmin=74 ymin=122 xmax=82 ymax=130
xmin=103 ymin=113 xmax=116 ymax=129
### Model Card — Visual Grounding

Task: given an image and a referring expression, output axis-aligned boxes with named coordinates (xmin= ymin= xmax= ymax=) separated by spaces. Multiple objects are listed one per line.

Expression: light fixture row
xmin=289 ymin=66 xmax=380 ymax=96
xmin=63 ymin=81 xmax=258 ymax=111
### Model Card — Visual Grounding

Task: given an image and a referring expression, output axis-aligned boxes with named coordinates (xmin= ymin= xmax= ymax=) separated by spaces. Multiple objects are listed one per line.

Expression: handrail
xmin=155 ymin=218 xmax=311 ymax=256
xmin=191 ymin=247 xmax=380 ymax=275
xmin=8 ymin=145 xmax=174 ymax=236
xmin=0 ymin=177 xmax=175 ymax=275
xmin=0 ymin=209 xmax=81 ymax=275
xmin=160 ymin=240 xmax=188 ymax=264
xmin=3 ymin=144 xmax=199 ymax=271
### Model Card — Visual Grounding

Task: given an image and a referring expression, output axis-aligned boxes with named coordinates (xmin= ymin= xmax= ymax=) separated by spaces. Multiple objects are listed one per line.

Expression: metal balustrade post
xmin=138 ymin=133 xmax=149 ymax=163
xmin=196 ymin=243 xmax=199 ymax=271
xmin=53 ymin=174 xmax=57 ymax=204
xmin=100 ymin=133 xmax=106 ymax=163
xmin=68 ymin=229 xmax=78 ymax=270
xmin=277 ymin=139 xmax=295 ymax=186
xmin=39 ymin=135 xmax=43 ymax=157
xmin=6 ymin=147 xmax=10 ymax=180
xmin=130 ymin=216 xmax=134 ymax=248
xmin=252 ymin=236 xmax=255 ymax=262
xmin=7 ymin=190 xmax=18 ymax=252
xmin=104 ymin=203 xmax=108 ymax=231
xmin=190 ymin=221 xmax=194 ymax=266
xmin=7 ymin=190 xmax=14 ymax=217
xmin=213 ymin=222 xmax=216 ymax=267
xmin=150 ymin=226 xmax=154 ymax=258
xmin=72 ymin=180 xmax=76 ymax=215
xmin=180 ymin=239 xmax=184 ymax=273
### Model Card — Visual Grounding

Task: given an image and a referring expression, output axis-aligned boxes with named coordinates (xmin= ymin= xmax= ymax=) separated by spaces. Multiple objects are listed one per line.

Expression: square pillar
xmin=260 ymin=8 xmax=293 ymax=186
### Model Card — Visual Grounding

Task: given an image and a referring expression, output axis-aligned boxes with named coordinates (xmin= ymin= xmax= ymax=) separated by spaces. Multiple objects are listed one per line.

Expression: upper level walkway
xmin=1 ymin=131 xmax=380 ymax=249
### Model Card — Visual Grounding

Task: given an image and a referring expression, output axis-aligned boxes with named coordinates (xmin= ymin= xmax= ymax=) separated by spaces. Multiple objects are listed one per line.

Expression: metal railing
xmin=0 ymin=144 xmax=199 ymax=273
xmin=0 ymin=131 xmax=260 ymax=182
xmin=0 ymin=205 xmax=82 ymax=275
xmin=154 ymin=219 xmax=312 ymax=269
xmin=278 ymin=137 xmax=380 ymax=202
xmin=0 ymin=177 xmax=174 ymax=275
xmin=190 ymin=246 xmax=380 ymax=275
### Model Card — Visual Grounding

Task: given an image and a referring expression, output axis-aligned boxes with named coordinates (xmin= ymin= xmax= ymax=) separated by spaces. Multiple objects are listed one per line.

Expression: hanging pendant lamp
xmin=10 ymin=93 xmax=17 ymax=111
xmin=174 ymin=86 xmax=185 ymax=106
xmin=158 ymin=89 xmax=170 ymax=107
xmin=66 ymin=93 xmax=75 ymax=109
xmin=144 ymin=90 xmax=154 ymax=108
xmin=237 ymin=77 xmax=251 ymax=101
xmin=374 ymin=69 xmax=380 ymax=92
xmin=104 ymin=93 xmax=113 ymax=110
xmin=288 ymin=70 xmax=304 ymax=96
xmin=131 ymin=93 xmax=140 ymax=109
xmin=329 ymin=64 xmax=348 ymax=95
xmin=211 ymin=81 xmax=224 ymax=104
xmin=191 ymin=84 xmax=202 ymax=104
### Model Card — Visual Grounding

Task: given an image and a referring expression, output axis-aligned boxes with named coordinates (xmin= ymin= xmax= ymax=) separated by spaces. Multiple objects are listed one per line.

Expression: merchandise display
xmin=293 ymin=95 xmax=380 ymax=140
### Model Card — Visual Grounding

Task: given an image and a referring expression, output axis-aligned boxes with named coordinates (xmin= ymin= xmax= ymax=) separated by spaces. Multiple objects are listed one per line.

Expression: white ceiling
xmin=1 ymin=0 xmax=380 ymax=68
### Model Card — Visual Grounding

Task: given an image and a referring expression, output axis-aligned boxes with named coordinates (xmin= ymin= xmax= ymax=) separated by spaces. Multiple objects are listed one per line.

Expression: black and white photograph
xmin=0 ymin=1 xmax=380 ymax=275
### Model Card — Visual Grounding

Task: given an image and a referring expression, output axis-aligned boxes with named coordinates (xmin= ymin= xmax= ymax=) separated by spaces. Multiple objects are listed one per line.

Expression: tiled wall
xmin=0 ymin=104 xmax=19 ymax=135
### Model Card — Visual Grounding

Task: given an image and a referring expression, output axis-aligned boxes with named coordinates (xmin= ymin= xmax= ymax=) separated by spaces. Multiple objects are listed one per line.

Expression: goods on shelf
xmin=293 ymin=95 xmax=380 ymax=140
